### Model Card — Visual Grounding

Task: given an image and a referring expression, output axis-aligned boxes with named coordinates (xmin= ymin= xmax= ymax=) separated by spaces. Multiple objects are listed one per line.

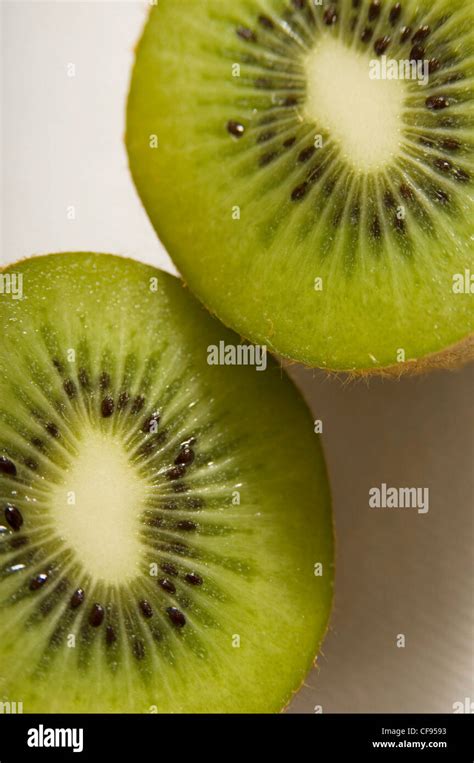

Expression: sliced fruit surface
xmin=0 ymin=253 xmax=333 ymax=713
xmin=127 ymin=0 xmax=474 ymax=371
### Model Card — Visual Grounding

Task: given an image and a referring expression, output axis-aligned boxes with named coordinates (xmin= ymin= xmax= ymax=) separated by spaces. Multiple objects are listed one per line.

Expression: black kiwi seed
xmin=4 ymin=505 xmax=23 ymax=531
xmin=259 ymin=152 xmax=278 ymax=168
xmin=45 ymin=422 xmax=60 ymax=438
xmin=236 ymin=26 xmax=256 ymax=42
xmin=353 ymin=0 xmax=361 ymax=7
xmin=167 ymin=464 xmax=186 ymax=481
xmin=412 ymin=25 xmax=430 ymax=43
xmin=53 ymin=358 xmax=64 ymax=373
xmin=400 ymin=183 xmax=415 ymax=201
xmin=0 ymin=456 xmax=17 ymax=476
xmin=283 ymin=96 xmax=298 ymax=108
xmin=283 ymin=136 xmax=296 ymax=149
xmin=453 ymin=168 xmax=470 ymax=183
xmin=323 ymin=6 xmax=338 ymax=25
xmin=371 ymin=217 xmax=382 ymax=239
xmin=31 ymin=438 xmax=44 ymax=450
xmin=139 ymin=600 xmax=153 ymax=618
xmin=426 ymin=95 xmax=449 ymax=110
xmin=368 ymin=1 xmax=381 ymax=22
xmin=291 ymin=183 xmax=309 ymax=202
xmin=159 ymin=578 xmax=176 ymax=594
xmin=89 ymin=603 xmax=105 ymax=627
xmin=175 ymin=447 xmax=195 ymax=466
xmin=361 ymin=27 xmax=373 ymax=43
xmin=389 ymin=3 xmax=402 ymax=25
xmin=166 ymin=607 xmax=186 ymax=628
xmin=434 ymin=158 xmax=452 ymax=173
xmin=30 ymin=573 xmax=48 ymax=591
xmin=99 ymin=372 xmax=110 ymax=391
xmin=131 ymin=396 xmax=146 ymax=414
xmin=185 ymin=572 xmax=203 ymax=587
xmin=298 ymin=146 xmax=316 ymax=163
xmin=433 ymin=188 xmax=450 ymax=204
xmin=161 ymin=562 xmax=179 ymax=577
xmin=148 ymin=516 xmax=163 ymax=528
xmin=409 ymin=45 xmax=425 ymax=62
xmin=101 ymin=396 xmax=114 ymax=418
xmin=429 ymin=58 xmax=441 ymax=74
xmin=227 ymin=119 xmax=245 ymax=138
xmin=374 ymin=36 xmax=391 ymax=55
xmin=440 ymin=138 xmax=460 ymax=151
xmin=400 ymin=26 xmax=411 ymax=42
xmin=177 ymin=520 xmax=197 ymax=532
xmin=258 ymin=14 xmax=274 ymax=30
xmin=106 ymin=626 xmax=116 ymax=645
xmin=10 ymin=535 xmax=28 ymax=549
xmin=63 ymin=379 xmax=76 ymax=399
xmin=292 ymin=0 xmax=306 ymax=9
xmin=70 ymin=588 xmax=85 ymax=608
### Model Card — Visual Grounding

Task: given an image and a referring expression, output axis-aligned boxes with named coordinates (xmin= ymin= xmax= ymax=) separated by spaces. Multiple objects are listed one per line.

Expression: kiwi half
xmin=126 ymin=0 xmax=474 ymax=373
xmin=0 ymin=253 xmax=333 ymax=713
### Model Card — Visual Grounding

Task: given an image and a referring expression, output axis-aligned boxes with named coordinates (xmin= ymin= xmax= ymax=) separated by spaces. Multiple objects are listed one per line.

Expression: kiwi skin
xmin=355 ymin=334 xmax=474 ymax=378
xmin=0 ymin=252 xmax=334 ymax=714
xmin=314 ymin=334 xmax=474 ymax=379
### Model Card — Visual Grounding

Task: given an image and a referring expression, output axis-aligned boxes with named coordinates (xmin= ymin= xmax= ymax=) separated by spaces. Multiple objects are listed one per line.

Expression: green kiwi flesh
xmin=126 ymin=0 xmax=474 ymax=372
xmin=0 ymin=253 xmax=333 ymax=713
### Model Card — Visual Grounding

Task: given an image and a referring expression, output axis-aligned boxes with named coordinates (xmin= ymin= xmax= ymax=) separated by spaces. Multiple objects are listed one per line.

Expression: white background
xmin=1 ymin=0 xmax=473 ymax=713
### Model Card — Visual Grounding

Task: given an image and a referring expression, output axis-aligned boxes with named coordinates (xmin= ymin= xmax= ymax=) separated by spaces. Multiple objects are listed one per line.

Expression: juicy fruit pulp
xmin=0 ymin=253 xmax=333 ymax=713
xmin=126 ymin=0 xmax=474 ymax=372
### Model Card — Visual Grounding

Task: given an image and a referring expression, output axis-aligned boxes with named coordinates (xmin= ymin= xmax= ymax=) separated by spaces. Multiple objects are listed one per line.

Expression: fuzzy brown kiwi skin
xmin=184 ymin=281 xmax=474 ymax=379
xmin=339 ymin=334 xmax=474 ymax=380
xmin=280 ymin=335 xmax=474 ymax=380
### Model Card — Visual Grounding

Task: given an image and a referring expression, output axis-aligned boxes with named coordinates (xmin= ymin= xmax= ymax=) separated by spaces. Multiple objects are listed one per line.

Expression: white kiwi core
xmin=51 ymin=428 xmax=146 ymax=583
xmin=304 ymin=37 xmax=405 ymax=171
